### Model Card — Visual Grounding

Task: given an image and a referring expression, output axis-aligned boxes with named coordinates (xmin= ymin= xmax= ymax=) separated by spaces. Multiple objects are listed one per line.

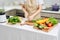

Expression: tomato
xmin=47 ymin=23 xmax=53 ymax=27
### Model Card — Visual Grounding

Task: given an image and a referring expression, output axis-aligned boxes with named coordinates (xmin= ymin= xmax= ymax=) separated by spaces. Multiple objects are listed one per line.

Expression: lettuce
xmin=8 ymin=16 xmax=21 ymax=24
xmin=49 ymin=17 xmax=58 ymax=25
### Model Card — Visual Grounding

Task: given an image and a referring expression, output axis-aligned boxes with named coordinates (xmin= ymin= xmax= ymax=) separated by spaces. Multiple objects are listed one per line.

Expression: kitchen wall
xmin=44 ymin=0 xmax=60 ymax=7
xmin=0 ymin=0 xmax=60 ymax=7
xmin=0 ymin=0 xmax=15 ymax=6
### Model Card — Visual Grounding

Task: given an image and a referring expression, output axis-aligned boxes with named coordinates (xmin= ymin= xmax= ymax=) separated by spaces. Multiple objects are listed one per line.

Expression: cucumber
xmin=34 ymin=23 xmax=38 ymax=27
xmin=39 ymin=25 xmax=44 ymax=29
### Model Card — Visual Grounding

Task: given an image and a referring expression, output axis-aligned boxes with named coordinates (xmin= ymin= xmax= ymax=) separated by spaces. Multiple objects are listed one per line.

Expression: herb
xmin=0 ymin=9 xmax=5 ymax=15
xmin=0 ymin=9 xmax=4 ymax=12
xmin=8 ymin=16 xmax=21 ymax=24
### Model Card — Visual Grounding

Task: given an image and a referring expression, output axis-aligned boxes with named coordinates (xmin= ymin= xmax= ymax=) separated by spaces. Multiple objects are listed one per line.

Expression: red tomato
xmin=47 ymin=23 xmax=53 ymax=27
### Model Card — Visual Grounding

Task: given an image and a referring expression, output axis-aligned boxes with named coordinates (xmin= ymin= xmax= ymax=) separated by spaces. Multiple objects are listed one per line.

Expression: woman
xmin=21 ymin=0 xmax=44 ymax=21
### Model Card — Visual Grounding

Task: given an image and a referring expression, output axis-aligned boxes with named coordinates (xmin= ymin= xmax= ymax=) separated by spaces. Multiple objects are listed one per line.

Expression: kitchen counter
xmin=0 ymin=22 xmax=59 ymax=36
xmin=0 ymin=6 xmax=60 ymax=40
xmin=42 ymin=10 xmax=60 ymax=14
xmin=3 ymin=6 xmax=22 ymax=12
xmin=1 ymin=6 xmax=60 ymax=13
xmin=0 ymin=19 xmax=60 ymax=40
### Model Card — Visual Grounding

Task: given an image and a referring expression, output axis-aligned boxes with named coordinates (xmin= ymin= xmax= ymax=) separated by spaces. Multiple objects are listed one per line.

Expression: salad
xmin=8 ymin=16 xmax=21 ymax=24
xmin=32 ymin=17 xmax=58 ymax=32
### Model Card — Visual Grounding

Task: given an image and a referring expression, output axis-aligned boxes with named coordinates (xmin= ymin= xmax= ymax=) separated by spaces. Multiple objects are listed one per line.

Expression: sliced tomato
xmin=47 ymin=23 xmax=53 ymax=27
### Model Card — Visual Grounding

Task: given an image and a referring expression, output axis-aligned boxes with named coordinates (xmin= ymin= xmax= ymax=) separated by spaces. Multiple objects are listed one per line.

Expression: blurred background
xmin=0 ymin=0 xmax=60 ymax=22
xmin=0 ymin=0 xmax=60 ymax=7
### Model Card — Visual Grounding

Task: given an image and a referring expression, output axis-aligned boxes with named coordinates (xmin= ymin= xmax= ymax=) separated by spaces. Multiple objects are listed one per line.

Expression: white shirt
xmin=20 ymin=0 xmax=44 ymax=5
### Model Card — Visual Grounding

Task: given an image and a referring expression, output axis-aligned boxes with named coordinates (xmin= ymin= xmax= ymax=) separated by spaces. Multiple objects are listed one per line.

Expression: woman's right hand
xmin=21 ymin=4 xmax=27 ymax=10
xmin=21 ymin=4 xmax=29 ymax=18
xmin=27 ymin=15 xmax=34 ymax=21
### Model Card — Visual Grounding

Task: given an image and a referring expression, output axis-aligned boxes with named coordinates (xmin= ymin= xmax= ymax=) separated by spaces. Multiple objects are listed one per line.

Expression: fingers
xmin=28 ymin=16 xmax=34 ymax=21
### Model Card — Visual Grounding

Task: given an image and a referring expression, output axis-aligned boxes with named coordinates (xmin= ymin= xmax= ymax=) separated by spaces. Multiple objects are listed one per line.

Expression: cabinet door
xmin=41 ymin=13 xmax=52 ymax=17
xmin=0 ymin=26 xmax=22 ymax=40
xmin=16 ymin=10 xmax=25 ymax=17
xmin=41 ymin=13 xmax=60 ymax=18
xmin=6 ymin=9 xmax=16 ymax=16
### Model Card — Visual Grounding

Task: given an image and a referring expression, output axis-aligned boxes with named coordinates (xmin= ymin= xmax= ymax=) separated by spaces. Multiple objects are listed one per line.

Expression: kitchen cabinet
xmin=16 ymin=9 xmax=25 ymax=17
xmin=0 ymin=21 xmax=60 ymax=40
xmin=5 ymin=9 xmax=25 ymax=17
xmin=5 ymin=6 xmax=60 ymax=22
xmin=6 ymin=9 xmax=16 ymax=16
xmin=41 ymin=12 xmax=60 ymax=22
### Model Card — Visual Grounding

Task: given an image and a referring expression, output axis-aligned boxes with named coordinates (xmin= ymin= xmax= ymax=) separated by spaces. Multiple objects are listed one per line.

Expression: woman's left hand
xmin=28 ymin=16 xmax=34 ymax=21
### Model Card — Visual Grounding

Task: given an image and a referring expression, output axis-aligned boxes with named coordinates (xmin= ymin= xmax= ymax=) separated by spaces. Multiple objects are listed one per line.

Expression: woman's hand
xmin=28 ymin=16 xmax=34 ymax=21
xmin=21 ymin=4 xmax=29 ymax=18
xmin=27 ymin=5 xmax=42 ymax=21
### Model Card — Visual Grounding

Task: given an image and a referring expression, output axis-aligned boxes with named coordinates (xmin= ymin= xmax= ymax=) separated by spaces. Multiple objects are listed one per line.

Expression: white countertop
xmin=0 ymin=19 xmax=60 ymax=37
xmin=42 ymin=10 xmax=60 ymax=14
xmin=0 ymin=6 xmax=60 ymax=13
xmin=3 ymin=6 xmax=22 ymax=12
